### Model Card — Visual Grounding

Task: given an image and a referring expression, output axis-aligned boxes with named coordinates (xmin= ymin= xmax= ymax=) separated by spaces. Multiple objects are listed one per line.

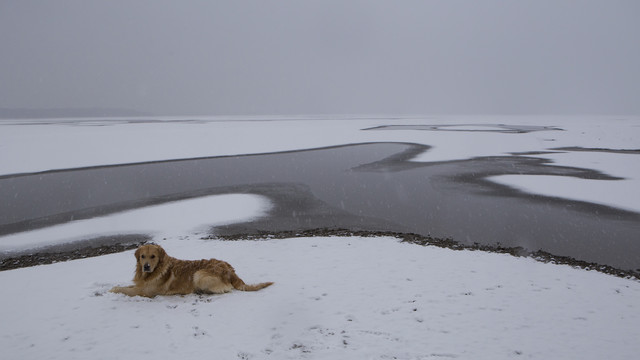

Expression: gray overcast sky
xmin=1 ymin=0 xmax=639 ymax=116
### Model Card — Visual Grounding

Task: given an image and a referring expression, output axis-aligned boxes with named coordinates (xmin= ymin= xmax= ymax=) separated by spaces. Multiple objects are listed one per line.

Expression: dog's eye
xmin=151 ymin=255 xmax=156 ymax=259
xmin=141 ymin=255 xmax=145 ymax=259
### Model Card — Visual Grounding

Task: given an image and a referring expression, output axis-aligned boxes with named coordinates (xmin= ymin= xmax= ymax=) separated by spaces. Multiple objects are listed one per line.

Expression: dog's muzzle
xmin=143 ymin=263 xmax=151 ymax=272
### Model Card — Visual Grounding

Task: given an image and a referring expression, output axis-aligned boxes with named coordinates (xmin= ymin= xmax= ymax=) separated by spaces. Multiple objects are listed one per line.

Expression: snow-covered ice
xmin=0 ymin=193 xmax=271 ymax=254
xmin=0 ymin=235 xmax=638 ymax=360
xmin=1 ymin=115 xmax=638 ymax=213
xmin=489 ymin=174 xmax=640 ymax=213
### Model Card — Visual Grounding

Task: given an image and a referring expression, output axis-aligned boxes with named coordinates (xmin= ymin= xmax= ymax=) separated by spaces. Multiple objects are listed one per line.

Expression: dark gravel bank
xmin=212 ymin=228 xmax=640 ymax=280
xmin=0 ymin=235 xmax=150 ymax=271
xmin=2 ymin=229 xmax=638 ymax=281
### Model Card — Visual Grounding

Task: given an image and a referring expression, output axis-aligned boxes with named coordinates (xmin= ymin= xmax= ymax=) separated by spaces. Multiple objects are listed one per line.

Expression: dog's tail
xmin=237 ymin=282 xmax=274 ymax=291
xmin=231 ymin=274 xmax=273 ymax=291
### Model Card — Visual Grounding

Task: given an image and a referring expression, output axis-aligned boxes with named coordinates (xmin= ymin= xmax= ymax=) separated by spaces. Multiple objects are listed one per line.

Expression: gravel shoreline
xmin=210 ymin=229 xmax=640 ymax=280
xmin=2 ymin=229 xmax=638 ymax=281
xmin=0 ymin=235 xmax=150 ymax=272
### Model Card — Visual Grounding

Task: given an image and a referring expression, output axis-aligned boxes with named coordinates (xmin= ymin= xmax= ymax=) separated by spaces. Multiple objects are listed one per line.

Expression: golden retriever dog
xmin=110 ymin=244 xmax=273 ymax=298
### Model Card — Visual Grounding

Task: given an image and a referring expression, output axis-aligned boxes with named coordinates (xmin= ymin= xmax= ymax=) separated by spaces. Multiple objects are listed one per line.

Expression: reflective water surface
xmin=1 ymin=142 xmax=639 ymax=270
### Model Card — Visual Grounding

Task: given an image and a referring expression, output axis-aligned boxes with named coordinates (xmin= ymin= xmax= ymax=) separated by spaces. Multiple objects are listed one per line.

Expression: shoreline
xmin=2 ymin=229 xmax=638 ymax=281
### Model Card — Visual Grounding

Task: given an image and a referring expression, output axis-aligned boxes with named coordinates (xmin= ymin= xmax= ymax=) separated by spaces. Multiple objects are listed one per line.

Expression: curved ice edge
xmin=0 ymin=194 xmax=272 ymax=254
xmin=488 ymin=174 xmax=640 ymax=214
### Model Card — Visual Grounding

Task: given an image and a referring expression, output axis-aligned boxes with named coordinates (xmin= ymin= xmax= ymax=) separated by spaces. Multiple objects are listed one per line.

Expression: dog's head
xmin=134 ymin=244 xmax=166 ymax=274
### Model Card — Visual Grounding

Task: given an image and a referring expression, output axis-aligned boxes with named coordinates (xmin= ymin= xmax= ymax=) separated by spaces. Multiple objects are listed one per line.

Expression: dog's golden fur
xmin=110 ymin=244 xmax=273 ymax=298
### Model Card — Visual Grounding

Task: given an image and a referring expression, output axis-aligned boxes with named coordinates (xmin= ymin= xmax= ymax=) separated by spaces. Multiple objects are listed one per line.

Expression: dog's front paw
xmin=109 ymin=285 xmax=133 ymax=294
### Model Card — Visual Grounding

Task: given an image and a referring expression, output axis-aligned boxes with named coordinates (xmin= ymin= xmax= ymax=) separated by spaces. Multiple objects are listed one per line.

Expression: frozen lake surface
xmin=1 ymin=116 xmax=639 ymax=270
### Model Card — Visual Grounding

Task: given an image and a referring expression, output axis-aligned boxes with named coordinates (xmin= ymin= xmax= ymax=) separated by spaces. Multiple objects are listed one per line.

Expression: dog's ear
xmin=156 ymin=245 xmax=167 ymax=262
xmin=134 ymin=247 xmax=141 ymax=261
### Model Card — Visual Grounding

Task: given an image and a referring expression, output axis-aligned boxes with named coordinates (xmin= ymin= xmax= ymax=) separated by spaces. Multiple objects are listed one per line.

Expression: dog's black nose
xmin=143 ymin=264 xmax=151 ymax=272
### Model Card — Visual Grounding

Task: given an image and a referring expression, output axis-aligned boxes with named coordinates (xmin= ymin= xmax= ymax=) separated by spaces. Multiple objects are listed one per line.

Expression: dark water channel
xmin=1 ymin=142 xmax=639 ymax=270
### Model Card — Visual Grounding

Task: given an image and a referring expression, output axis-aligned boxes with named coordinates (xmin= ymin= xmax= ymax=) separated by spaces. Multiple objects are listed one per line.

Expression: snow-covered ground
xmin=1 ymin=116 xmax=639 ymax=359
xmin=1 ymin=234 xmax=639 ymax=360
xmin=1 ymin=115 xmax=639 ymax=212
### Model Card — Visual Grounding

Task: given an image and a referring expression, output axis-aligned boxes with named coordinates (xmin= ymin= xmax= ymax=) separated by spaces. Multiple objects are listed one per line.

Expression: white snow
xmin=0 ymin=235 xmax=638 ymax=359
xmin=489 ymin=175 xmax=640 ymax=213
xmin=0 ymin=193 xmax=271 ymax=254
xmin=488 ymin=149 xmax=640 ymax=213
xmin=1 ymin=115 xmax=638 ymax=213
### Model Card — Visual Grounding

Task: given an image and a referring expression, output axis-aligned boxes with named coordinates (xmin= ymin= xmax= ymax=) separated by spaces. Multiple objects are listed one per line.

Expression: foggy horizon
xmin=1 ymin=1 xmax=639 ymax=116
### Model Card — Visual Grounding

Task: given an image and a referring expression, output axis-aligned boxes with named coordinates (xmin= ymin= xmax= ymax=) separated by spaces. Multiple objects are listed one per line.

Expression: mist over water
xmin=1 ymin=1 xmax=639 ymax=116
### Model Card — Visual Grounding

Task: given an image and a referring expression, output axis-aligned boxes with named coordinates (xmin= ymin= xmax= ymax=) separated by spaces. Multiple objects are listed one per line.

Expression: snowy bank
xmin=1 ymin=236 xmax=639 ymax=360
